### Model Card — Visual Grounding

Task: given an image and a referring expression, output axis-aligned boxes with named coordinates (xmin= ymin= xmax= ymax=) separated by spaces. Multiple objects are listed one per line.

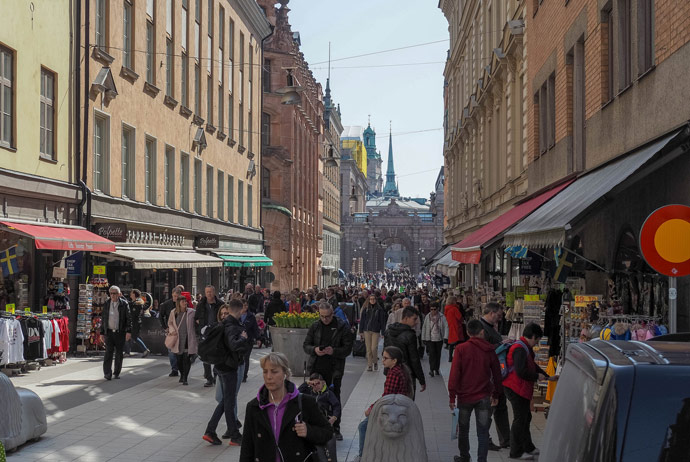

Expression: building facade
xmin=321 ymin=80 xmax=343 ymax=287
xmin=81 ymin=0 xmax=271 ymax=299
xmin=439 ymin=0 xmax=528 ymax=285
xmin=259 ymin=0 xmax=324 ymax=292
xmin=363 ymin=123 xmax=383 ymax=194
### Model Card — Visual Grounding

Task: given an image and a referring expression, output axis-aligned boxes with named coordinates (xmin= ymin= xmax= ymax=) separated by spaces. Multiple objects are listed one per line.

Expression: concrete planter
xmin=271 ymin=327 xmax=311 ymax=377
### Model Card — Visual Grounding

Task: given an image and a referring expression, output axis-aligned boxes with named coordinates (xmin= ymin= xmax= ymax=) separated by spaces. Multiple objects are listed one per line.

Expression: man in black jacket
xmin=480 ymin=302 xmax=511 ymax=451
xmin=195 ymin=285 xmax=224 ymax=387
xmin=101 ymin=286 xmax=132 ymax=380
xmin=384 ymin=307 xmax=427 ymax=399
xmin=303 ymin=301 xmax=353 ymax=440
xmin=247 ymin=285 xmax=264 ymax=314
xmin=159 ymin=286 xmax=182 ymax=376
xmin=240 ymin=300 xmax=261 ymax=383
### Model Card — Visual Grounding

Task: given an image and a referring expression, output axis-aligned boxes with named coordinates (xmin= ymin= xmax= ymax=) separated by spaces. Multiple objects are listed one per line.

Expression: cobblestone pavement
xmin=7 ymin=343 xmax=545 ymax=461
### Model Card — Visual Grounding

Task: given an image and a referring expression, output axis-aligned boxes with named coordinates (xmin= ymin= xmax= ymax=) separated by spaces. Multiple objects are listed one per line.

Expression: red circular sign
xmin=640 ymin=205 xmax=690 ymax=277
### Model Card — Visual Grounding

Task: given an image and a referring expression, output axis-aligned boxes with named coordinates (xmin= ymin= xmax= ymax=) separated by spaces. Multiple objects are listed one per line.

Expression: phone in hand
xmin=295 ymin=412 xmax=303 ymax=423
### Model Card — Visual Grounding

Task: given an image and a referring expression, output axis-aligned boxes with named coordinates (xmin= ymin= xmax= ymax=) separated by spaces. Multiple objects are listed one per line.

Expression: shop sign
xmin=195 ymin=235 xmax=219 ymax=248
xmin=524 ymin=294 xmax=540 ymax=302
xmin=506 ymin=292 xmax=515 ymax=308
xmin=93 ymin=265 xmax=106 ymax=275
xmin=94 ymin=223 xmax=128 ymax=242
xmin=515 ymin=286 xmax=526 ymax=299
xmin=640 ymin=205 xmax=690 ymax=277
xmin=66 ymin=252 xmax=82 ymax=276
xmin=53 ymin=267 xmax=68 ymax=279
xmin=574 ymin=295 xmax=601 ymax=307
xmin=42 ymin=306 xmax=48 ymax=314
xmin=24 ymin=307 xmax=31 ymax=313
xmin=5 ymin=303 xmax=15 ymax=314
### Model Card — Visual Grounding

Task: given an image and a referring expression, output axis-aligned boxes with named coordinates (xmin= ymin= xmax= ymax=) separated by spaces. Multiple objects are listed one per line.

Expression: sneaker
xmin=202 ymin=432 xmax=222 ymax=445
xmin=514 ymin=455 xmax=534 ymax=461
xmin=488 ymin=442 xmax=501 ymax=451
xmin=204 ymin=380 xmax=214 ymax=387
xmin=169 ymin=371 xmax=179 ymax=377
xmin=335 ymin=431 xmax=343 ymax=441
xmin=229 ymin=436 xmax=242 ymax=446
xmin=142 ymin=349 xmax=150 ymax=358
xmin=104 ymin=374 xmax=112 ymax=381
xmin=528 ymin=449 xmax=540 ymax=456
xmin=366 ymin=366 xmax=373 ymax=372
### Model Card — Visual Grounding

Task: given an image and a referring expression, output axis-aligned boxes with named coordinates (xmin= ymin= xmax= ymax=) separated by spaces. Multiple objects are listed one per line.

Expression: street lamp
xmin=321 ymin=143 xmax=339 ymax=167
xmin=275 ymin=68 xmax=304 ymax=105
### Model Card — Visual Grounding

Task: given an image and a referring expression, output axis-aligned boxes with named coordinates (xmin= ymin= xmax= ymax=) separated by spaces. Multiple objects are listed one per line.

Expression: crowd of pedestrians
xmin=99 ymin=272 xmax=553 ymax=461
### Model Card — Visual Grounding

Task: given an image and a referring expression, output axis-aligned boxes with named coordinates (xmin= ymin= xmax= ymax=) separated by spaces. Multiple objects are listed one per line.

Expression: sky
xmin=287 ymin=0 xmax=449 ymax=199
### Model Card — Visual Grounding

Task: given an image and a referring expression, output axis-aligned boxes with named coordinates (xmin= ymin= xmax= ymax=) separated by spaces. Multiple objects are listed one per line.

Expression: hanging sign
xmin=66 ymin=252 xmax=83 ymax=276
xmin=53 ymin=267 xmax=68 ymax=279
xmin=506 ymin=292 xmax=516 ymax=308
xmin=5 ymin=303 xmax=15 ymax=314
xmin=93 ymin=265 xmax=106 ymax=275
xmin=640 ymin=204 xmax=690 ymax=277
xmin=42 ymin=306 xmax=48 ymax=314
xmin=24 ymin=307 xmax=31 ymax=313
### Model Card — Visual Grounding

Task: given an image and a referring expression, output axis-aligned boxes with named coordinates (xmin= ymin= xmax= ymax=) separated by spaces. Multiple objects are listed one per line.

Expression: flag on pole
xmin=504 ymin=245 xmax=528 ymax=259
xmin=0 ymin=245 xmax=19 ymax=277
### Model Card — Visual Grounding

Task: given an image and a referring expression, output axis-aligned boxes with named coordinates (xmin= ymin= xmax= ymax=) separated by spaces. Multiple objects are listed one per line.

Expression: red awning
xmin=1 ymin=221 xmax=116 ymax=252
xmin=450 ymin=180 xmax=574 ymax=264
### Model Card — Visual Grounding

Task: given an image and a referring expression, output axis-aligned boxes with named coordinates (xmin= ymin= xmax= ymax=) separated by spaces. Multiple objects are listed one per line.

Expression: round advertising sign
xmin=639 ymin=204 xmax=690 ymax=277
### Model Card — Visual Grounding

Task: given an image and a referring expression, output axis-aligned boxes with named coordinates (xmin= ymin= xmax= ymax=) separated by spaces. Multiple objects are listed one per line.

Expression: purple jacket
xmin=258 ymin=381 xmax=300 ymax=462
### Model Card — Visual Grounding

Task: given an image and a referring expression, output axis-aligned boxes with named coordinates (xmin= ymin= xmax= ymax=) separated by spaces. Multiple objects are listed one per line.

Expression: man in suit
xmin=102 ymin=285 xmax=132 ymax=380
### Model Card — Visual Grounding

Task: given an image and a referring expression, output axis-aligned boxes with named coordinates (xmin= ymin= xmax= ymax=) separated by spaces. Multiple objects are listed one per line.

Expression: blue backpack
xmin=496 ymin=340 xmax=529 ymax=379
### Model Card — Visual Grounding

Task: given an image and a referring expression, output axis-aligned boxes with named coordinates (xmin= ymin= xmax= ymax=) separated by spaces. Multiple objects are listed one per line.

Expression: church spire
xmin=383 ymin=122 xmax=399 ymax=197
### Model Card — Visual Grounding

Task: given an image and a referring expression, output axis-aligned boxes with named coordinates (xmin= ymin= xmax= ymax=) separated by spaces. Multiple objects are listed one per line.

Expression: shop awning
xmin=450 ymin=180 xmax=573 ymax=264
xmin=215 ymin=253 xmax=273 ymax=267
xmin=0 ymin=221 xmax=116 ymax=252
xmin=426 ymin=246 xmax=451 ymax=267
xmin=504 ymin=130 xmax=681 ymax=247
xmin=111 ymin=247 xmax=223 ymax=269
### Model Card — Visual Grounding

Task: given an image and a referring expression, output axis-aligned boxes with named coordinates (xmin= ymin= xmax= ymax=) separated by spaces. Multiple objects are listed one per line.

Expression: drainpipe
xmin=75 ymin=0 xmax=84 ymax=226
xmin=81 ymin=0 xmax=92 ymax=230
xmin=259 ymin=25 xmax=274 ymax=287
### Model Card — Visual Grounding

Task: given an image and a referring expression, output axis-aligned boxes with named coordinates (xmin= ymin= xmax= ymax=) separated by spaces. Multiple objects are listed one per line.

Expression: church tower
xmin=363 ymin=119 xmax=382 ymax=194
xmin=382 ymin=124 xmax=400 ymax=197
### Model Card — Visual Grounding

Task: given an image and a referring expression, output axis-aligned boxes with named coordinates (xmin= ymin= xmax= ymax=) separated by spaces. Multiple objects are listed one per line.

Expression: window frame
xmin=206 ymin=164 xmax=214 ymax=217
xmin=123 ymin=0 xmax=134 ymax=70
xmin=93 ymin=110 xmax=110 ymax=193
xmin=145 ymin=136 xmax=157 ymax=204
xmin=637 ymin=0 xmax=654 ymax=76
xmin=263 ymin=58 xmax=271 ymax=93
xmin=194 ymin=158 xmax=202 ymax=213
xmin=121 ymin=123 xmax=136 ymax=200
xmin=146 ymin=17 xmax=156 ymax=84
xmin=217 ymin=170 xmax=224 ymax=221
xmin=247 ymin=183 xmax=253 ymax=227
xmin=227 ymin=174 xmax=234 ymax=222
xmin=180 ymin=151 xmax=190 ymax=211
xmin=96 ymin=0 xmax=108 ymax=49
xmin=164 ymin=145 xmax=175 ymax=207
xmin=261 ymin=166 xmax=270 ymax=199
xmin=237 ymin=179 xmax=244 ymax=225
xmin=0 ymin=45 xmax=13 ymax=149
xmin=261 ymin=112 xmax=270 ymax=147
xmin=39 ymin=67 xmax=56 ymax=160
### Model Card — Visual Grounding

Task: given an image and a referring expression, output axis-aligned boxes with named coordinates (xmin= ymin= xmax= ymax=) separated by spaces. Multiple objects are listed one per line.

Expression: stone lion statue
xmin=362 ymin=394 xmax=428 ymax=462
xmin=0 ymin=371 xmax=47 ymax=451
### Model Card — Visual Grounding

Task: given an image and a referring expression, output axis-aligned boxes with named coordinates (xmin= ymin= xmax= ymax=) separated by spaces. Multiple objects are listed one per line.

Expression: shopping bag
xmin=451 ymin=408 xmax=459 ymax=440
xmin=352 ymin=339 xmax=366 ymax=357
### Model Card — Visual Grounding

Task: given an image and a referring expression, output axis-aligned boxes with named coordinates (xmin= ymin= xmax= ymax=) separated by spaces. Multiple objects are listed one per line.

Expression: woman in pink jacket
xmin=166 ymin=297 xmax=198 ymax=385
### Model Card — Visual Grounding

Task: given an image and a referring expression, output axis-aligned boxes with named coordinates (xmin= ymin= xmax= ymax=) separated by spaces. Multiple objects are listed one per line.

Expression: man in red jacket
xmin=449 ymin=319 xmax=503 ymax=462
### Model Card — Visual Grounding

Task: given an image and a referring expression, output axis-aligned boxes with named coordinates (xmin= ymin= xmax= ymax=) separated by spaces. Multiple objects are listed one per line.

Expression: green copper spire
xmin=383 ymin=123 xmax=399 ymax=197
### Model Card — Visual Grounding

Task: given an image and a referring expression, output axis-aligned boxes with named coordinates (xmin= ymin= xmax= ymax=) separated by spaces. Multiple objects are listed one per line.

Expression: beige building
xmin=440 ymin=0 xmax=528 ymax=284
xmin=81 ymin=0 xmax=271 ymax=298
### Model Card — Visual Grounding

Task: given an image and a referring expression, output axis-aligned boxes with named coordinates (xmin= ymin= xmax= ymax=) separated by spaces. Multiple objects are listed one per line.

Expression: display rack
xmin=76 ymin=284 xmax=93 ymax=352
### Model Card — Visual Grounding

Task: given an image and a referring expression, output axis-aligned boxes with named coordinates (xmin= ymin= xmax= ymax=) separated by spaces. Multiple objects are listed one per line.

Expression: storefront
xmin=213 ymin=240 xmax=273 ymax=293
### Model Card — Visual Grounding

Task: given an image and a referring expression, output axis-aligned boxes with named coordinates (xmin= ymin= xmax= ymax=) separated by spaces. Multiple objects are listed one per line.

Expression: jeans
xmin=103 ymin=330 xmax=125 ymax=377
xmin=363 ymin=331 xmax=380 ymax=368
xmin=242 ymin=345 xmax=253 ymax=380
xmin=206 ymin=368 xmax=240 ymax=437
xmin=168 ymin=349 xmax=178 ymax=372
xmin=505 ymin=388 xmax=536 ymax=458
xmin=425 ymin=340 xmax=443 ymax=372
xmin=125 ymin=334 xmax=148 ymax=354
xmin=358 ymin=417 xmax=369 ymax=456
xmin=457 ymin=397 xmax=492 ymax=462
xmin=491 ymin=393 xmax=511 ymax=446
xmin=233 ymin=363 xmax=245 ymax=422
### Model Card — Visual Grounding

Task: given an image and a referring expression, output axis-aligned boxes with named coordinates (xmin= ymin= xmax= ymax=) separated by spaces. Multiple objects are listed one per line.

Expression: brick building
xmin=259 ymin=0 xmax=324 ymax=292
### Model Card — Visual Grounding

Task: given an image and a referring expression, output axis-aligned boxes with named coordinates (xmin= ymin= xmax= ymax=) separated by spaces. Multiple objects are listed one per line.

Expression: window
xmin=181 ymin=0 xmax=188 ymax=51
xmin=537 ymin=73 xmax=556 ymax=154
xmin=218 ymin=86 xmax=224 ymax=131
xmin=146 ymin=17 xmax=155 ymax=84
xmin=195 ymin=64 xmax=201 ymax=114
xmin=146 ymin=0 xmax=154 ymax=17
xmin=239 ymin=33 xmax=244 ymax=102
xmin=228 ymin=20 xmax=234 ymax=92
xmin=194 ymin=158 xmax=202 ymax=213
xmin=618 ymin=0 xmax=632 ymax=90
xmin=207 ymin=75 xmax=212 ymax=123
xmin=96 ymin=0 xmax=107 ymax=48
xmin=194 ymin=0 xmax=200 ymax=59
xmin=218 ymin=6 xmax=224 ymax=85
xmin=206 ymin=165 xmax=214 ymax=217
xmin=166 ymin=0 xmax=172 ymax=35
xmin=123 ymin=1 xmax=133 ymax=69
xmin=121 ymin=124 xmax=135 ymax=199
xmin=165 ymin=145 xmax=175 ymax=207
xmin=39 ymin=69 xmax=55 ymax=159
xmin=569 ymin=40 xmax=585 ymax=173
xmin=261 ymin=166 xmax=270 ymax=198
xmin=145 ymin=137 xmax=157 ymax=203
xmin=248 ymin=110 xmax=253 ymax=153
xmin=180 ymin=152 xmax=190 ymax=211
xmin=262 ymin=112 xmax=270 ymax=147
xmin=237 ymin=179 xmax=244 ymax=225
xmin=248 ymin=44 xmax=253 ymax=111
xmin=228 ymin=94 xmax=234 ymax=139
xmin=263 ymin=59 xmax=271 ymax=92
xmin=638 ymin=0 xmax=654 ymax=75
xmin=247 ymin=184 xmax=253 ymax=227
xmin=93 ymin=112 xmax=109 ymax=193
xmin=0 ymin=46 xmax=12 ymax=148
xmin=238 ymin=101 xmax=244 ymax=146
xmin=166 ymin=39 xmax=174 ymax=96
xmin=604 ymin=7 xmax=614 ymax=101
xmin=217 ymin=171 xmax=224 ymax=220
xmin=207 ymin=0 xmax=213 ymax=74
xmin=181 ymin=53 xmax=188 ymax=106
xmin=227 ymin=174 xmax=234 ymax=222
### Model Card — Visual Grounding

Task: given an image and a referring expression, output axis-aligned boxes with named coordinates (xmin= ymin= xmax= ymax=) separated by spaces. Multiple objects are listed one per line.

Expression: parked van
xmin=541 ymin=340 xmax=690 ymax=461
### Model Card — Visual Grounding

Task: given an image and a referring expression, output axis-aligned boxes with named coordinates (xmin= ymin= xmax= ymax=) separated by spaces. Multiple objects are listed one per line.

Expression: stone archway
xmin=369 ymin=226 xmax=417 ymax=273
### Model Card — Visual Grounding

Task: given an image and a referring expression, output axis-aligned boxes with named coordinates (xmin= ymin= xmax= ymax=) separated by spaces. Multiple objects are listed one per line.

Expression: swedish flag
xmin=1 ymin=245 xmax=19 ymax=277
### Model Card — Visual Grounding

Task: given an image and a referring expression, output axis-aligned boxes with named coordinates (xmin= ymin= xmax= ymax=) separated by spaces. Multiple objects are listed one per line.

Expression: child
xmin=298 ymin=373 xmax=341 ymax=428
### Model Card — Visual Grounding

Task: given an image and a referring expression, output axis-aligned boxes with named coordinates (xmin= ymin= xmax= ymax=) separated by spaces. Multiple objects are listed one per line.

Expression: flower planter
xmin=271 ymin=326 xmax=311 ymax=377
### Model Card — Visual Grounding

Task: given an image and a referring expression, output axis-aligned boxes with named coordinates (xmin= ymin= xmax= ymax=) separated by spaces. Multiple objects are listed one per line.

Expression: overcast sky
xmin=287 ymin=0 xmax=448 ymax=199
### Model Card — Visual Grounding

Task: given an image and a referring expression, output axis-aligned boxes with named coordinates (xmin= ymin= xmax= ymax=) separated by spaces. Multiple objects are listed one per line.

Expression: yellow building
xmin=341 ymin=139 xmax=367 ymax=176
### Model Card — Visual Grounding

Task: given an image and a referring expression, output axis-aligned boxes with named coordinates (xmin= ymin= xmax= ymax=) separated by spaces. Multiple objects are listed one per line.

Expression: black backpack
xmin=198 ymin=324 xmax=232 ymax=366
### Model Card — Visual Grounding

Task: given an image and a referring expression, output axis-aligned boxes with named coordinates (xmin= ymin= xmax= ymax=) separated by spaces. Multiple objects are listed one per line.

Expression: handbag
xmin=164 ymin=312 xmax=185 ymax=350
xmin=297 ymin=394 xmax=336 ymax=462
xmin=451 ymin=408 xmax=459 ymax=440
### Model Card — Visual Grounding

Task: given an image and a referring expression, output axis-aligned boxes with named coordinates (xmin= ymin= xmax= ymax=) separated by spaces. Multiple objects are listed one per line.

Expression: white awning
xmin=110 ymin=247 xmax=223 ymax=269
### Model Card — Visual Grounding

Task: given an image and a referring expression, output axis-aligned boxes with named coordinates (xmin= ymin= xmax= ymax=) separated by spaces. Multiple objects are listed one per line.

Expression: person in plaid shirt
xmin=355 ymin=346 xmax=413 ymax=460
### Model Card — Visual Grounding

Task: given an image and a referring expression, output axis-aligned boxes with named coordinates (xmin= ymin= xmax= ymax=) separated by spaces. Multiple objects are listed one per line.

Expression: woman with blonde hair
xmin=165 ymin=296 xmax=197 ymax=385
xmin=240 ymin=352 xmax=333 ymax=462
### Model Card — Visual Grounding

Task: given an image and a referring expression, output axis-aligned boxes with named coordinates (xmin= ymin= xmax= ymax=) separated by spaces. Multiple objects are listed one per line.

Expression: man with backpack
xmin=479 ymin=302 xmax=510 ymax=451
xmin=195 ymin=285 xmax=224 ymax=387
xmin=201 ymin=300 xmax=249 ymax=447
xmin=449 ymin=319 xmax=503 ymax=462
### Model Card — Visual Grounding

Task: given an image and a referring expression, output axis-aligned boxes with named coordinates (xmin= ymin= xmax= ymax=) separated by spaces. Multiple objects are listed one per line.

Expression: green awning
xmin=262 ymin=203 xmax=292 ymax=217
xmin=218 ymin=254 xmax=273 ymax=268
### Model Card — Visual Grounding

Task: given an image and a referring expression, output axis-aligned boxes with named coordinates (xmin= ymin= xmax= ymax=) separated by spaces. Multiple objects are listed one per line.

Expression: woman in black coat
xmin=240 ymin=352 xmax=333 ymax=462
xmin=265 ymin=291 xmax=286 ymax=326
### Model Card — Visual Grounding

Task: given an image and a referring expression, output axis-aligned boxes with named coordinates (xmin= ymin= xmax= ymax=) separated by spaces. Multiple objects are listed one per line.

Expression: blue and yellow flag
xmin=0 ymin=245 xmax=19 ymax=277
